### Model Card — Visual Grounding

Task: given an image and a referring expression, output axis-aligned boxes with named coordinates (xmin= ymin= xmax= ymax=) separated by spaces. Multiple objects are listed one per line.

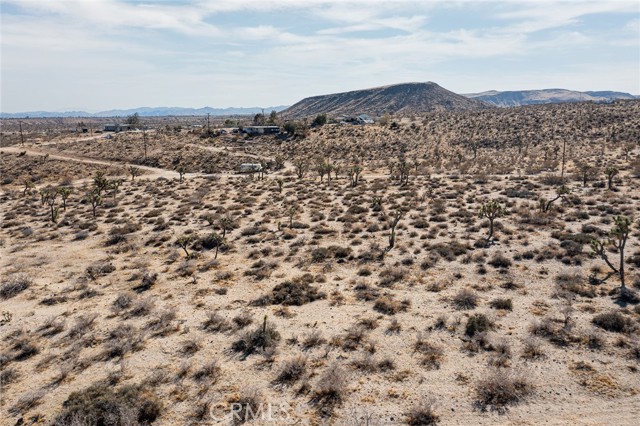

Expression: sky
xmin=1 ymin=0 xmax=639 ymax=112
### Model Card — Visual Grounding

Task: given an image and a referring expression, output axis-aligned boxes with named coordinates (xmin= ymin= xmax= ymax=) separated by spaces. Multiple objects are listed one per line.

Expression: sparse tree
xmin=219 ymin=215 xmax=234 ymax=238
xmin=348 ymin=164 xmax=363 ymax=187
xmin=293 ymin=158 xmax=308 ymax=179
xmin=276 ymin=178 xmax=284 ymax=193
xmin=576 ymin=162 xmax=595 ymax=187
xmin=23 ymin=179 xmax=35 ymax=196
xmin=93 ymin=171 xmax=110 ymax=196
xmin=177 ymin=165 xmax=188 ymax=182
xmin=128 ymin=166 xmax=142 ymax=182
xmin=604 ymin=166 xmax=619 ymax=190
xmin=126 ymin=112 xmax=140 ymax=127
xmin=176 ymin=234 xmax=195 ymax=258
xmin=387 ymin=210 xmax=403 ymax=250
xmin=109 ymin=179 xmax=123 ymax=202
xmin=539 ymin=186 xmax=569 ymax=213
xmin=41 ymin=187 xmax=59 ymax=223
xmin=311 ymin=114 xmax=327 ymax=127
xmin=479 ymin=200 xmax=504 ymax=242
xmin=590 ymin=216 xmax=632 ymax=290
xmin=86 ymin=190 xmax=102 ymax=218
xmin=209 ymin=232 xmax=224 ymax=259
xmin=287 ymin=205 xmax=299 ymax=228
xmin=58 ymin=186 xmax=72 ymax=211
xmin=274 ymin=155 xmax=285 ymax=170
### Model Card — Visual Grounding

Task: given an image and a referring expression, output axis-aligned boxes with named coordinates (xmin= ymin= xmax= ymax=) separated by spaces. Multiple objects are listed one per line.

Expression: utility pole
xmin=206 ymin=113 xmax=210 ymax=135
xmin=561 ymin=138 xmax=567 ymax=179
xmin=18 ymin=120 xmax=24 ymax=146
xmin=143 ymin=124 xmax=148 ymax=162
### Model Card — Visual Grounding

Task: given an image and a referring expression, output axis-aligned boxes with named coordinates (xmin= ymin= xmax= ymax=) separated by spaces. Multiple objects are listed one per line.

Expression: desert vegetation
xmin=1 ymin=100 xmax=639 ymax=425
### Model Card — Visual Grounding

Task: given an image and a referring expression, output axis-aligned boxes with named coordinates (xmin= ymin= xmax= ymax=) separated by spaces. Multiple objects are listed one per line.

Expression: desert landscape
xmin=1 ymin=96 xmax=640 ymax=425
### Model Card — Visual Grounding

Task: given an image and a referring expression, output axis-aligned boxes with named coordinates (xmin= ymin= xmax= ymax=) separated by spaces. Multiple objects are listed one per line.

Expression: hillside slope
xmin=282 ymin=82 xmax=489 ymax=118
xmin=464 ymin=89 xmax=636 ymax=107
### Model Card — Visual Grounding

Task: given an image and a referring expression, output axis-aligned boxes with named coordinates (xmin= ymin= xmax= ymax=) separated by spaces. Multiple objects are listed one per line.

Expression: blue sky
xmin=1 ymin=0 xmax=638 ymax=112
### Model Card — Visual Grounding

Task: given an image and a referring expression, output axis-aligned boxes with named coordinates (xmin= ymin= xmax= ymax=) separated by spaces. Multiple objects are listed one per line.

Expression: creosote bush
xmin=474 ymin=369 xmax=532 ymax=413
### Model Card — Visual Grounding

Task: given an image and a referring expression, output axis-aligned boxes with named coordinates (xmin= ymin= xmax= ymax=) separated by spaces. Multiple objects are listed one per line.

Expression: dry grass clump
xmin=453 ymin=288 xmax=478 ymax=310
xmin=414 ymin=333 xmax=445 ymax=370
xmin=474 ymin=369 xmax=532 ymax=413
xmin=192 ymin=359 xmax=222 ymax=384
xmin=0 ymin=273 xmax=32 ymax=299
xmin=232 ymin=318 xmax=281 ymax=358
xmin=465 ymin=314 xmax=493 ymax=337
xmin=202 ymin=311 xmax=232 ymax=332
xmin=592 ymin=311 xmax=633 ymax=333
xmin=254 ymin=277 xmax=326 ymax=306
xmin=405 ymin=397 xmax=439 ymax=425
xmin=52 ymin=382 xmax=162 ymax=425
xmin=275 ymin=355 xmax=307 ymax=385
xmin=373 ymin=295 xmax=410 ymax=315
xmin=489 ymin=298 xmax=513 ymax=311
xmin=313 ymin=364 xmax=349 ymax=415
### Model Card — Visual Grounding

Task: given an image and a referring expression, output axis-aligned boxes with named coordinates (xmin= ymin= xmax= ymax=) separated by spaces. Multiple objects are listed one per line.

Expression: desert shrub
xmin=275 ymin=356 xmax=307 ymax=384
xmin=521 ymin=337 xmax=545 ymax=360
xmin=453 ymin=289 xmax=478 ymax=310
xmin=9 ymin=389 xmax=46 ymax=416
xmin=86 ymin=261 xmax=116 ymax=279
xmin=555 ymin=273 xmax=595 ymax=298
xmin=465 ymin=314 xmax=493 ymax=337
xmin=10 ymin=338 xmax=39 ymax=361
xmin=490 ymin=298 xmax=513 ymax=311
xmin=254 ymin=279 xmax=326 ymax=306
xmin=192 ymin=360 xmax=222 ymax=383
xmin=52 ymin=383 xmax=161 ymax=425
xmin=232 ymin=319 xmax=281 ymax=358
xmin=231 ymin=388 xmax=263 ymax=425
xmin=313 ymin=364 xmax=349 ymax=412
xmin=414 ymin=333 xmax=444 ymax=370
xmin=0 ymin=274 xmax=32 ymax=300
xmin=112 ymin=292 xmax=134 ymax=314
xmin=406 ymin=398 xmax=439 ymax=425
xmin=474 ymin=369 xmax=532 ymax=413
xmin=302 ymin=330 xmax=327 ymax=350
xmin=592 ymin=311 xmax=632 ymax=333
xmin=354 ymin=283 xmax=379 ymax=301
xmin=202 ymin=311 xmax=231 ymax=332
xmin=102 ymin=324 xmax=144 ymax=360
xmin=374 ymin=296 xmax=410 ymax=315
xmin=379 ymin=267 xmax=407 ymax=287
xmin=233 ymin=311 xmax=254 ymax=328
xmin=488 ymin=254 xmax=512 ymax=269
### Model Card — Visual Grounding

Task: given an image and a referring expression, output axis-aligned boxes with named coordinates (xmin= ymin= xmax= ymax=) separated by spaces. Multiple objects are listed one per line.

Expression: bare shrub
xmin=453 ymin=288 xmax=478 ymax=310
xmin=474 ymin=369 xmax=532 ymax=413
xmin=0 ymin=273 xmax=32 ymax=300
xmin=202 ymin=311 xmax=232 ymax=333
xmin=405 ymin=397 xmax=439 ymax=425
xmin=275 ymin=356 xmax=307 ymax=385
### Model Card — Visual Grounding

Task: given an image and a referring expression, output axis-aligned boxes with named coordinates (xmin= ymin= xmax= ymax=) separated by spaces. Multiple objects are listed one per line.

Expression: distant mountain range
xmin=0 ymin=106 xmax=289 ymax=119
xmin=2 ymin=86 xmax=638 ymax=119
xmin=282 ymin=82 xmax=488 ymax=118
xmin=463 ymin=89 xmax=638 ymax=107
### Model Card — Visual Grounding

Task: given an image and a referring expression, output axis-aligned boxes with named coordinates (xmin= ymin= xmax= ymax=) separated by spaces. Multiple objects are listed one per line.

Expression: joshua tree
xmin=347 ymin=164 xmax=362 ymax=187
xmin=287 ymin=205 xmax=299 ymax=228
xmin=128 ymin=166 xmax=142 ymax=181
xmin=209 ymin=232 xmax=224 ymax=259
xmin=397 ymin=159 xmax=410 ymax=186
xmin=86 ymin=189 xmax=102 ymax=218
xmin=293 ymin=158 xmax=308 ymax=179
xmin=387 ymin=210 xmax=403 ymax=250
xmin=539 ymin=186 xmax=569 ymax=213
xmin=371 ymin=196 xmax=383 ymax=212
xmin=274 ymin=155 xmax=285 ymax=170
xmin=58 ymin=186 xmax=72 ymax=211
xmin=576 ymin=162 xmax=595 ymax=187
xmin=219 ymin=215 xmax=234 ymax=238
xmin=93 ymin=171 xmax=110 ymax=196
xmin=590 ymin=216 xmax=632 ymax=290
xmin=176 ymin=165 xmax=188 ymax=182
xmin=276 ymin=178 xmax=284 ymax=194
xmin=23 ymin=179 xmax=35 ymax=196
xmin=604 ymin=166 xmax=619 ymax=190
xmin=109 ymin=179 xmax=123 ymax=202
xmin=41 ymin=187 xmax=59 ymax=223
xmin=479 ymin=200 xmax=504 ymax=242
xmin=176 ymin=234 xmax=195 ymax=258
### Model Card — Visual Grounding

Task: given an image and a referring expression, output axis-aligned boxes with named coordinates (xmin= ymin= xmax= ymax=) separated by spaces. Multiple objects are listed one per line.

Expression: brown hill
xmin=282 ymin=81 xmax=489 ymax=118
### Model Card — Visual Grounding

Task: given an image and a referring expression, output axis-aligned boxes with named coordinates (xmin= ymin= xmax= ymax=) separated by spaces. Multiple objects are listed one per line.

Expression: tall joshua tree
xmin=590 ymin=216 xmax=632 ymax=291
xmin=479 ymin=200 xmax=504 ymax=243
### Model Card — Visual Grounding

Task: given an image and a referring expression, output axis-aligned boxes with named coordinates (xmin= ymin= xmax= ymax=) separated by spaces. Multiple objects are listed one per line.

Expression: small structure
xmin=356 ymin=114 xmax=374 ymax=124
xmin=242 ymin=126 xmax=280 ymax=135
xmin=238 ymin=163 xmax=263 ymax=173
xmin=103 ymin=124 xmax=132 ymax=132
